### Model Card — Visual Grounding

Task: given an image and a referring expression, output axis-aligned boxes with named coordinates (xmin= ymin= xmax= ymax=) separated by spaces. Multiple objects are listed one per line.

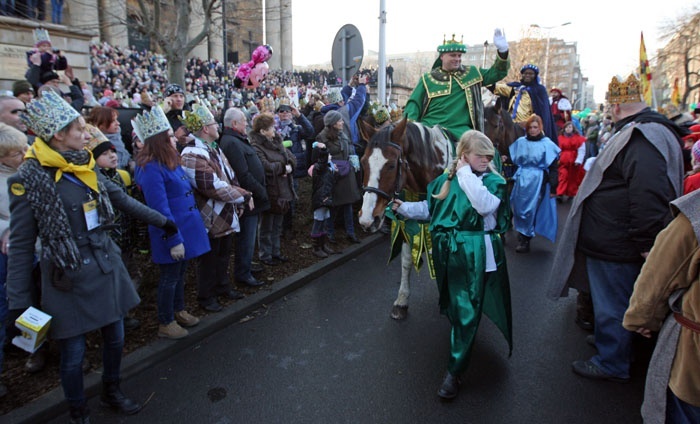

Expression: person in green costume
xmin=404 ymin=29 xmax=510 ymax=140
xmin=391 ymin=131 xmax=512 ymax=400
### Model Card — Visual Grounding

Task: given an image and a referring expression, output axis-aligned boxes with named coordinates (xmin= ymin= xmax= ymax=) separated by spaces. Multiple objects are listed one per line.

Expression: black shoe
xmin=101 ymin=380 xmax=142 ymax=415
xmin=437 ymin=372 xmax=460 ymax=400
xmin=219 ymin=289 xmax=245 ymax=300
xmin=571 ymin=360 xmax=629 ymax=383
xmin=585 ymin=334 xmax=596 ymax=348
xmin=199 ymin=298 xmax=223 ymax=312
xmin=123 ymin=316 xmax=141 ymax=331
xmin=272 ymin=254 xmax=289 ymax=262
xmin=575 ymin=316 xmax=594 ymax=332
xmin=238 ymin=277 xmax=264 ymax=287
xmin=25 ymin=349 xmax=47 ymax=374
xmin=260 ymin=257 xmax=278 ymax=266
xmin=250 ymin=262 xmax=264 ymax=273
xmin=347 ymin=234 xmax=361 ymax=243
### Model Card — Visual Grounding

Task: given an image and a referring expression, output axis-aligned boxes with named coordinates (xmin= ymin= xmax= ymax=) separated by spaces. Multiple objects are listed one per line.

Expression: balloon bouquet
xmin=234 ymin=44 xmax=273 ymax=89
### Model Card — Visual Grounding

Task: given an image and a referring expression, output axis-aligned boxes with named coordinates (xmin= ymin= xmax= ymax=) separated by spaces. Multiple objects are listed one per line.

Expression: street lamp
xmin=482 ymin=40 xmax=488 ymax=68
xmin=530 ymin=22 xmax=571 ymax=87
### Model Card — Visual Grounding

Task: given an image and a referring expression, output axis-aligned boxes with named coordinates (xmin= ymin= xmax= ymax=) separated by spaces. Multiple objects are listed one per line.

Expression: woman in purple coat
xmin=133 ymin=106 xmax=210 ymax=339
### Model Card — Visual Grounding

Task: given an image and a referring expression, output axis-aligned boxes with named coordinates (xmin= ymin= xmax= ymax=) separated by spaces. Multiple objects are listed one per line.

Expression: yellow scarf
xmin=25 ymin=138 xmax=99 ymax=192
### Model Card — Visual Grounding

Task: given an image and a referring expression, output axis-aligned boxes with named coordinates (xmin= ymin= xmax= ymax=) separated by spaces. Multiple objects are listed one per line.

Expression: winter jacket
xmin=250 ymin=131 xmax=296 ymax=215
xmin=219 ymin=127 xmax=270 ymax=215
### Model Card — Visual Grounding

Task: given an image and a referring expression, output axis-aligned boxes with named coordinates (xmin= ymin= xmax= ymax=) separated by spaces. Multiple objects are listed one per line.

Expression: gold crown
xmin=85 ymin=124 xmax=108 ymax=152
xmin=21 ymin=91 xmax=80 ymax=141
xmin=369 ymin=102 xmax=389 ymax=124
xmin=606 ymin=75 xmax=643 ymax=104
xmin=33 ymin=28 xmax=51 ymax=46
xmin=179 ymin=104 xmax=215 ymax=133
xmin=132 ymin=105 xmax=171 ymax=142
xmin=438 ymin=34 xmax=466 ymax=53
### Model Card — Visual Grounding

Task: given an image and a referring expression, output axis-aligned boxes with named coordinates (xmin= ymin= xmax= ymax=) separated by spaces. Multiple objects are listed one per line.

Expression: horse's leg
xmin=391 ymin=241 xmax=412 ymax=320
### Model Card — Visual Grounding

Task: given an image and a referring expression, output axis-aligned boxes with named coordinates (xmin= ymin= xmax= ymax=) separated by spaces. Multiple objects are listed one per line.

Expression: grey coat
xmin=6 ymin=170 xmax=167 ymax=339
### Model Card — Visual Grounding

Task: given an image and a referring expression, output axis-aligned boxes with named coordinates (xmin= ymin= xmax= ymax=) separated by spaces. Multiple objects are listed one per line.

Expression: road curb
xmin=4 ymin=233 xmax=386 ymax=423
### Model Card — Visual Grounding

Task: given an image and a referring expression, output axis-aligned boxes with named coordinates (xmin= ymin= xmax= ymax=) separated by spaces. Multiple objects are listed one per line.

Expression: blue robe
xmin=509 ymin=136 xmax=561 ymax=241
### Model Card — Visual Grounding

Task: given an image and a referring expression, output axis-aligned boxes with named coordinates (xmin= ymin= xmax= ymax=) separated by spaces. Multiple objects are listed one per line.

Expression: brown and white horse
xmin=358 ymin=119 xmax=452 ymax=319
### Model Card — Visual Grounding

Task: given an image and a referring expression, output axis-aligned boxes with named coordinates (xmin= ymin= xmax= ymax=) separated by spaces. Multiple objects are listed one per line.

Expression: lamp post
xmin=530 ymin=22 xmax=570 ymax=88
xmin=482 ymin=40 xmax=488 ymax=68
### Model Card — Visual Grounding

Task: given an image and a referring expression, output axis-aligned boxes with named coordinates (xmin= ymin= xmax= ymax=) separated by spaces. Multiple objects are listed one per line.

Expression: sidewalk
xmin=3 ymin=233 xmax=386 ymax=424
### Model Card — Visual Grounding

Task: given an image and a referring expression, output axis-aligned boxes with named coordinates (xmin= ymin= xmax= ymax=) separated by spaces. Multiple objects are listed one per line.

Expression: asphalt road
xmin=47 ymin=203 xmax=652 ymax=424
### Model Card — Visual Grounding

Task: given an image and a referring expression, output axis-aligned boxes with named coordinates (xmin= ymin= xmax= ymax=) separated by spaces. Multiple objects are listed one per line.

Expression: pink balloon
xmin=247 ymin=62 xmax=269 ymax=88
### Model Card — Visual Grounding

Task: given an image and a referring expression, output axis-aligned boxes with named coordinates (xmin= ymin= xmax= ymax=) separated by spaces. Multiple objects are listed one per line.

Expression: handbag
xmin=332 ymin=159 xmax=351 ymax=177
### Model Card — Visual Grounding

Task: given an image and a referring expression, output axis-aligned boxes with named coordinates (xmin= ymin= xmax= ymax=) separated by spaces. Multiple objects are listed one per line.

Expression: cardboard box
xmin=12 ymin=306 xmax=52 ymax=353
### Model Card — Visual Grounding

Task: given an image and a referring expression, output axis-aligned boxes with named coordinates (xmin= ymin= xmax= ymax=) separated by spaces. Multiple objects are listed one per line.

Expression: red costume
xmin=556 ymin=125 xmax=586 ymax=197
xmin=550 ymin=88 xmax=572 ymax=131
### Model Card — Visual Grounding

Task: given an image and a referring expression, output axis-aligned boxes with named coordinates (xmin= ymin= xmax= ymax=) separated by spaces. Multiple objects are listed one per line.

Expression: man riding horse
xmin=404 ymin=29 xmax=510 ymax=140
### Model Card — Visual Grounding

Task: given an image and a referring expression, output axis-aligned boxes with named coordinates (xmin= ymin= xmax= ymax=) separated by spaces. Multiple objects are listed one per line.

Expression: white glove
xmin=493 ymin=28 xmax=508 ymax=53
xmin=285 ymin=164 xmax=293 ymax=174
xmin=170 ymin=243 xmax=185 ymax=261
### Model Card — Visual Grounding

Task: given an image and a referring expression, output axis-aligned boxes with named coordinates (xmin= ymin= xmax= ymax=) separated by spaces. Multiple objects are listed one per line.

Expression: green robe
xmin=426 ymin=171 xmax=513 ymax=375
xmin=404 ymin=55 xmax=510 ymax=140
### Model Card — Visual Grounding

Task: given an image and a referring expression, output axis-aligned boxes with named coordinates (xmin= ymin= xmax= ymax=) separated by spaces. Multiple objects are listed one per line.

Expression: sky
xmin=291 ymin=0 xmax=698 ymax=104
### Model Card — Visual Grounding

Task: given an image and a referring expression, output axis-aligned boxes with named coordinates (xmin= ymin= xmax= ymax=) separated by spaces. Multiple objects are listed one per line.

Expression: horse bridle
xmin=362 ymin=140 xmax=407 ymax=201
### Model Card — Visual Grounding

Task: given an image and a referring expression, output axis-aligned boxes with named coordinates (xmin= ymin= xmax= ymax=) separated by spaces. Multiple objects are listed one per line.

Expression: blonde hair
xmin=433 ymin=130 xmax=499 ymax=200
xmin=0 ymin=122 xmax=28 ymax=157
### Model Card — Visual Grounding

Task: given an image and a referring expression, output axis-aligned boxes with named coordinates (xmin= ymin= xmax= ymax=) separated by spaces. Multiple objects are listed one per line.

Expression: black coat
xmin=311 ymin=152 xmax=336 ymax=210
xmin=219 ymin=127 xmax=270 ymax=215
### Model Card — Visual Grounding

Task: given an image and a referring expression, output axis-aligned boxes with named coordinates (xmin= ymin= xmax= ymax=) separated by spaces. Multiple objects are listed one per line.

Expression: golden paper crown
xmin=179 ymin=104 xmax=215 ymax=133
xmin=33 ymin=28 xmax=51 ymax=46
xmin=84 ymin=124 xmax=108 ymax=152
xmin=21 ymin=91 xmax=80 ymax=141
xmin=606 ymin=75 xmax=643 ymax=104
xmin=132 ymin=105 xmax=171 ymax=142
xmin=369 ymin=102 xmax=389 ymax=124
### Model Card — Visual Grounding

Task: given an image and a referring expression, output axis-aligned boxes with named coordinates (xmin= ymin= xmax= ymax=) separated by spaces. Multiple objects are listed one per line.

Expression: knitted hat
xmin=164 ymin=84 xmax=184 ymax=97
xmin=323 ymin=110 xmax=342 ymax=127
xmin=90 ymin=139 xmax=116 ymax=159
xmin=326 ymin=88 xmax=343 ymax=105
xmin=21 ymin=90 xmax=80 ymax=141
xmin=12 ymin=80 xmax=34 ymax=97
xmin=693 ymin=140 xmax=700 ymax=165
xmin=40 ymin=71 xmax=59 ymax=84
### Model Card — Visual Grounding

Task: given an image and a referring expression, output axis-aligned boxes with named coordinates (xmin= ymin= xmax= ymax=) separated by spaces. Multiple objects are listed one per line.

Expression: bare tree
xmin=657 ymin=7 xmax=700 ymax=109
xmin=127 ymin=0 xmax=221 ymax=86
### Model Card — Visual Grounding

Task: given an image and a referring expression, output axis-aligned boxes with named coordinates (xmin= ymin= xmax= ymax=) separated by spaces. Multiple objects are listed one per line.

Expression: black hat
xmin=90 ymin=141 xmax=116 ymax=159
xmin=12 ymin=80 xmax=34 ymax=96
xmin=40 ymin=71 xmax=59 ymax=84
xmin=277 ymin=104 xmax=292 ymax=113
xmin=164 ymin=84 xmax=184 ymax=97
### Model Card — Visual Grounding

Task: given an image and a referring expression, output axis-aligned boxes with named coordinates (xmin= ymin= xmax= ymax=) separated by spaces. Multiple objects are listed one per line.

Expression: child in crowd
xmin=309 ymin=145 xmax=337 ymax=258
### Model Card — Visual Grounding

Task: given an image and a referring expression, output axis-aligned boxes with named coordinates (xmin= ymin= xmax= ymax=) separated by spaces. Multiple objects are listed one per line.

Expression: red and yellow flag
xmin=639 ymin=32 xmax=653 ymax=106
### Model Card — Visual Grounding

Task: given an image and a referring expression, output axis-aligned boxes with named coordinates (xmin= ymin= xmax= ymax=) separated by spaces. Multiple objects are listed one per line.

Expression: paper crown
xmin=132 ymin=105 xmax=172 ymax=142
xmin=178 ymin=103 xmax=215 ymax=132
xmin=326 ymin=88 xmax=343 ymax=104
xmin=33 ymin=28 xmax=51 ymax=46
xmin=369 ymin=102 xmax=389 ymax=124
xmin=84 ymin=123 xmax=108 ymax=152
xmin=437 ymin=34 xmax=466 ymax=53
xmin=21 ymin=91 xmax=80 ymax=141
xmin=606 ymin=75 xmax=643 ymax=104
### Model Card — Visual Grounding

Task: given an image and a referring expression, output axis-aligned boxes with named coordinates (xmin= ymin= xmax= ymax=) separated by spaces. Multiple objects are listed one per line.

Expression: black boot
xmin=515 ymin=233 xmax=531 ymax=253
xmin=312 ymin=237 xmax=328 ymax=258
xmin=100 ymin=380 xmax=142 ymax=415
xmin=437 ymin=372 xmax=460 ymax=400
xmin=69 ymin=403 xmax=90 ymax=424
xmin=321 ymin=235 xmax=338 ymax=255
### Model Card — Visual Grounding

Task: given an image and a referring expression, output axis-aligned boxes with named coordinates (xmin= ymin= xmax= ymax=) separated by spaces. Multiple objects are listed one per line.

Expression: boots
xmin=100 ymin=380 xmax=142 ymax=415
xmin=69 ymin=404 xmax=90 ymax=424
xmin=321 ymin=235 xmax=338 ymax=255
xmin=312 ymin=237 xmax=328 ymax=258
xmin=515 ymin=233 xmax=531 ymax=253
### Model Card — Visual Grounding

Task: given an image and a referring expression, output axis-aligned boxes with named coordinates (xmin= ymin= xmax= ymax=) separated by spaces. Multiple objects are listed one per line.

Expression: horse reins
xmin=362 ymin=140 xmax=407 ymax=201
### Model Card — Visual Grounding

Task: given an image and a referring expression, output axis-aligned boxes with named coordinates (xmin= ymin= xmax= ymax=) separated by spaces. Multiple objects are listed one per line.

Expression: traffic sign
xmin=331 ymin=24 xmax=364 ymax=86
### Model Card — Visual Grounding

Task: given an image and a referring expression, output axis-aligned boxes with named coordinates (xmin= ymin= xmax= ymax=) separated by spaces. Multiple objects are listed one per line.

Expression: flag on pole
xmin=639 ymin=32 xmax=654 ymax=107
xmin=671 ymin=77 xmax=681 ymax=107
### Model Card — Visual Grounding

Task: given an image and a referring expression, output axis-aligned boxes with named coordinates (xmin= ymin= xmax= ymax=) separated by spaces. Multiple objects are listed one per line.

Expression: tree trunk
xmin=167 ymin=56 xmax=186 ymax=88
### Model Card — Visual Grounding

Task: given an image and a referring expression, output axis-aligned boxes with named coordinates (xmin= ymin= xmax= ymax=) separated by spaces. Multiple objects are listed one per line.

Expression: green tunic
xmin=404 ymin=55 xmax=510 ymax=140
xmin=426 ymin=171 xmax=513 ymax=375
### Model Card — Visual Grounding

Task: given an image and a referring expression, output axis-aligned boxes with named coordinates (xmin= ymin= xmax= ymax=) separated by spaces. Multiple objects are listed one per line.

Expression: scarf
xmin=19 ymin=138 xmax=115 ymax=271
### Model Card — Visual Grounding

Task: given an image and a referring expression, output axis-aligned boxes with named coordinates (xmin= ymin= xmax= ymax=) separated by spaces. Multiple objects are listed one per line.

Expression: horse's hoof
xmin=390 ymin=305 xmax=408 ymax=320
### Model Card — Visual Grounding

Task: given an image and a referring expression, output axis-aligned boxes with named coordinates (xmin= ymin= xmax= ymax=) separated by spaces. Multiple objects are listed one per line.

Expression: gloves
xmin=170 ymin=243 xmax=185 ymax=261
xmin=493 ymin=28 xmax=508 ymax=53
xmin=162 ymin=219 xmax=178 ymax=238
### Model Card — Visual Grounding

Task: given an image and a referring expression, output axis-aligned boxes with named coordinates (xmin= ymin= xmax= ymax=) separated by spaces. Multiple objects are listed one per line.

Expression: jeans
xmin=586 ymin=256 xmax=642 ymax=379
xmin=327 ymin=204 xmax=356 ymax=237
xmin=0 ymin=253 xmax=7 ymax=375
xmin=198 ymin=234 xmax=234 ymax=302
xmin=667 ymin=387 xmax=700 ymax=424
xmin=157 ymin=261 xmax=188 ymax=325
xmin=59 ymin=320 xmax=124 ymax=408
xmin=234 ymin=213 xmax=259 ymax=281
xmin=50 ymin=0 xmax=62 ymax=23
xmin=259 ymin=212 xmax=284 ymax=260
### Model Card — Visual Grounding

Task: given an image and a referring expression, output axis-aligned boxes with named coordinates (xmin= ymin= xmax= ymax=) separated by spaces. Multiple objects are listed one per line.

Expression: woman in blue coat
xmin=133 ymin=106 xmax=210 ymax=340
xmin=509 ymin=114 xmax=561 ymax=253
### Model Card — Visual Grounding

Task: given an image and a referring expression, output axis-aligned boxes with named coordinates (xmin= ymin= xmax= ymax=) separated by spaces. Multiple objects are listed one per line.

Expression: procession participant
xmin=556 ymin=120 xmax=586 ymax=201
xmin=550 ymin=87 xmax=573 ymax=131
xmin=180 ymin=104 xmax=252 ymax=312
xmin=404 ymin=29 xmax=510 ymax=140
xmin=6 ymin=91 xmax=178 ymax=422
xmin=391 ymin=131 xmax=512 ymax=400
xmin=493 ymin=64 xmax=559 ymax=143
xmin=548 ymin=75 xmax=685 ymax=383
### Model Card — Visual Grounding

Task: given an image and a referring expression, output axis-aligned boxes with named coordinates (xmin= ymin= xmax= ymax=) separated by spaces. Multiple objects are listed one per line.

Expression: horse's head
xmin=358 ymin=118 xmax=408 ymax=233
xmin=484 ymin=96 xmax=518 ymax=158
